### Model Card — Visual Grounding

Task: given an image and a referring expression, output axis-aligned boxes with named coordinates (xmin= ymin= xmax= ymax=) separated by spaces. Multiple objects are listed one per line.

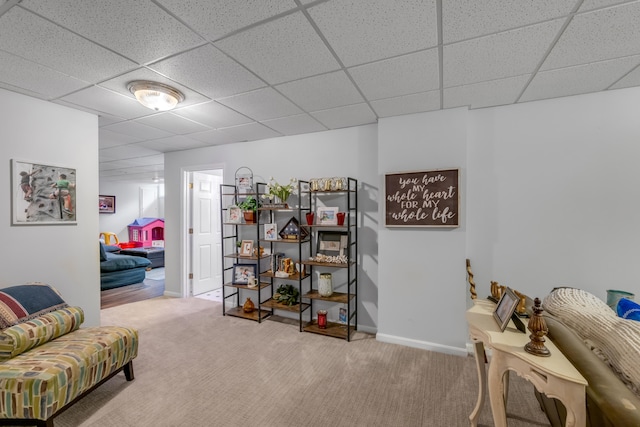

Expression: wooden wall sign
xmin=385 ymin=168 xmax=459 ymax=227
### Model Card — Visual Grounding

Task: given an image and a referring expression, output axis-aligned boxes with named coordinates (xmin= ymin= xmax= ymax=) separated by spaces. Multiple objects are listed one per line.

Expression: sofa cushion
xmin=99 ymin=241 xmax=108 ymax=261
xmin=617 ymin=298 xmax=640 ymax=321
xmin=0 ymin=306 xmax=83 ymax=362
xmin=100 ymin=252 xmax=152 ymax=272
xmin=544 ymin=287 xmax=640 ymax=398
xmin=0 ymin=283 xmax=68 ymax=329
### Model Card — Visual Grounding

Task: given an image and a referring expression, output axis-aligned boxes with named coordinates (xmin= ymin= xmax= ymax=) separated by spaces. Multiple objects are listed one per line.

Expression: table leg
xmin=487 ymin=350 xmax=509 ymax=427
xmin=558 ymin=384 xmax=586 ymax=427
xmin=469 ymin=341 xmax=486 ymax=426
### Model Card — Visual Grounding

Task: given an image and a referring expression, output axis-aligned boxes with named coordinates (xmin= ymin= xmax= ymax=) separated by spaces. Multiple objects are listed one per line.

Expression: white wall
xmin=99 ymin=181 xmax=165 ymax=243
xmin=164 ymin=125 xmax=379 ymax=331
xmin=467 ymin=87 xmax=640 ymax=304
xmin=377 ymin=108 xmax=469 ymax=354
xmin=0 ymin=89 xmax=100 ymax=326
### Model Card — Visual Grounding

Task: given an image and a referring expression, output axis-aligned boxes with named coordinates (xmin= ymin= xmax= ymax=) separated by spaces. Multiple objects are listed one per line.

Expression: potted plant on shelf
xmin=237 ymin=195 xmax=260 ymax=223
xmin=261 ymin=177 xmax=298 ymax=208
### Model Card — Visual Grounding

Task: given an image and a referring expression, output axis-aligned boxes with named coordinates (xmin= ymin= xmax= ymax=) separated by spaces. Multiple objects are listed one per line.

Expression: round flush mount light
xmin=127 ymin=81 xmax=184 ymax=111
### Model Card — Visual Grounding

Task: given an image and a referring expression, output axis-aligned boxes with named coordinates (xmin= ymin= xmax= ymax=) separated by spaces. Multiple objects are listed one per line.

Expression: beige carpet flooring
xmin=53 ymin=297 xmax=551 ymax=427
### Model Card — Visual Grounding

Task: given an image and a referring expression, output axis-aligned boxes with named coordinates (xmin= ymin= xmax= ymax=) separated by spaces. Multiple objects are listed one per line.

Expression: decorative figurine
xmin=524 ymin=298 xmax=551 ymax=357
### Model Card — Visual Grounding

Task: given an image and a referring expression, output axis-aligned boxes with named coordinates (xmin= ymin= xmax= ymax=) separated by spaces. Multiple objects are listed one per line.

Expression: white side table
xmin=466 ymin=300 xmax=587 ymax=427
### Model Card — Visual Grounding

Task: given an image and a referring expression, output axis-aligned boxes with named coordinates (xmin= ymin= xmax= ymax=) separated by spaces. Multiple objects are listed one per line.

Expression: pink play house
xmin=128 ymin=217 xmax=165 ymax=248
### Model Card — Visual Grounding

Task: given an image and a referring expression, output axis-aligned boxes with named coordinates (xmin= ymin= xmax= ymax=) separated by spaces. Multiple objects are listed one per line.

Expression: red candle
xmin=317 ymin=310 xmax=327 ymax=329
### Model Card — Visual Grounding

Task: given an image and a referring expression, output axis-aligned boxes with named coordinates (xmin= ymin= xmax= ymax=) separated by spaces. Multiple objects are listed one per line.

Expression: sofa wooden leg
xmin=124 ymin=360 xmax=134 ymax=381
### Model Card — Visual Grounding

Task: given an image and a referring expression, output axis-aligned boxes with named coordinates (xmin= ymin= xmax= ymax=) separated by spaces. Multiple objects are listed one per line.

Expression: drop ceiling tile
xmin=99 ymin=159 xmax=140 ymax=169
xmin=100 ymin=144 xmax=162 ymax=159
xmin=541 ymin=2 xmax=640 ymax=71
xmin=99 ymin=68 xmax=209 ymax=108
xmin=59 ymin=86 xmax=153 ymax=118
xmin=21 ymin=0 xmax=203 ymax=64
xmin=371 ymin=91 xmax=441 ymax=118
xmin=0 ymin=7 xmax=135 ymax=82
xmin=261 ymin=114 xmax=327 ymax=135
xmin=102 ymin=120 xmax=173 ymax=141
xmin=0 ymin=50 xmax=89 ymax=99
xmin=131 ymin=154 xmax=165 ymax=166
xmin=217 ymin=123 xmax=282 ymax=141
xmin=217 ymin=87 xmax=302 ymax=121
xmin=99 ymin=128 xmax=142 ymax=149
xmin=521 ymin=56 xmax=640 ymax=102
xmin=443 ymin=0 xmax=575 ymax=43
xmin=148 ymin=44 xmax=265 ymax=99
xmin=214 ymin=12 xmax=340 ymax=84
xmin=310 ymin=103 xmax=377 ymax=130
xmin=136 ymin=135 xmax=207 ymax=152
xmin=188 ymin=129 xmax=238 ymax=145
xmin=0 ymin=82 xmax=46 ymax=100
xmin=611 ymin=63 xmax=640 ymax=89
xmin=579 ymin=0 xmax=636 ymax=12
xmin=135 ymin=113 xmax=211 ymax=135
xmin=98 ymin=115 xmax=124 ymax=127
xmin=444 ymin=19 xmax=564 ymax=87
xmin=308 ymin=0 xmax=437 ymax=67
xmin=172 ymin=101 xmax=252 ymax=129
xmin=350 ymin=49 xmax=440 ymax=101
xmin=444 ymin=75 xmax=530 ymax=109
xmin=276 ymin=70 xmax=364 ymax=111
xmin=156 ymin=0 xmax=296 ymax=41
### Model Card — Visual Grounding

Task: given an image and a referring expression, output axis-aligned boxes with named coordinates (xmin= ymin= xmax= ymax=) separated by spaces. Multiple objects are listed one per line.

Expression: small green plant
xmin=273 ymin=284 xmax=299 ymax=306
xmin=237 ymin=195 xmax=260 ymax=212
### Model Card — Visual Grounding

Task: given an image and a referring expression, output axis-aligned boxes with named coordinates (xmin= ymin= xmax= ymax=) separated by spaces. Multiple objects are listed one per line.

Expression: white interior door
xmin=191 ymin=171 xmax=222 ymax=295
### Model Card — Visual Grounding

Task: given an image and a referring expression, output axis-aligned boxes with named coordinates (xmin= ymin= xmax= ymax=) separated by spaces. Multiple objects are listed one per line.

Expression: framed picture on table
xmin=493 ymin=287 xmax=520 ymax=332
xmin=239 ymin=240 xmax=253 ymax=257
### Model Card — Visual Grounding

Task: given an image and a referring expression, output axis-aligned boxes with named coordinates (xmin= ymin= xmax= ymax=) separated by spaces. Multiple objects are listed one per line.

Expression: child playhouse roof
xmin=128 ymin=217 xmax=164 ymax=227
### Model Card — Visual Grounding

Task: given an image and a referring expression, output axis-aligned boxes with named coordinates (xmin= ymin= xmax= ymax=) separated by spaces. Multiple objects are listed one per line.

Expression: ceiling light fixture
xmin=127 ymin=81 xmax=184 ymax=111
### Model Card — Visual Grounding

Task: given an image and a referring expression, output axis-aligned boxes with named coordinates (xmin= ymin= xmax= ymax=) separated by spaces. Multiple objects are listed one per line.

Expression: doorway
xmin=184 ymin=168 xmax=223 ymax=298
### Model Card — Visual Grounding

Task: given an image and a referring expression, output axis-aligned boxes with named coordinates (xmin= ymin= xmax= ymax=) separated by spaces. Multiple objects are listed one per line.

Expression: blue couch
xmin=99 ymin=243 xmax=151 ymax=290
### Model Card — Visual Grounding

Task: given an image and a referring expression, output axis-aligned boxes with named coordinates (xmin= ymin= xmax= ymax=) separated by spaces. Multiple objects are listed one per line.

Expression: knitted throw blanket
xmin=543 ymin=287 xmax=640 ymax=398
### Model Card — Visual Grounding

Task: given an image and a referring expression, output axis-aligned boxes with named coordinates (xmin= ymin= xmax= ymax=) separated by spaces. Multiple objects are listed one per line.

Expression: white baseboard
xmin=163 ymin=291 xmax=181 ymax=298
xmin=376 ymin=333 xmax=468 ymax=357
xmin=357 ymin=324 xmax=377 ymax=334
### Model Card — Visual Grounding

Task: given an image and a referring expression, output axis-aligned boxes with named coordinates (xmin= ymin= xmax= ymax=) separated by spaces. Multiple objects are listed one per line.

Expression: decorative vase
xmin=243 ymin=211 xmax=255 ymax=223
xmin=243 ymin=297 xmax=255 ymax=313
xmin=306 ymin=212 xmax=314 ymax=225
xmin=318 ymin=273 xmax=333 ymax=297
xmin=336 ymin=212 xmax=345 ymax=226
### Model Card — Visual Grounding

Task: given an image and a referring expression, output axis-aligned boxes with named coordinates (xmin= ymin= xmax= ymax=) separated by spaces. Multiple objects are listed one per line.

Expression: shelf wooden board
xmin=222 ymin=222 xmax=257 ymax=226
xmin=224 ymin=282 xmax=271 ymax=290
xmin=303 ymin=321 xmax=353 ymax=339
xmin=303 ymin=290 xmax=354 ymax=303
xmin=300 ymin=260 xmax=352 ymax=268
xmin=224 ymin=253 xmax=271 ymax=260
xmin=259 ymin=238 xmax=308 ymax=244
xmin=260 ymin=271 xmax=309 ymax=280
xmin=225 ymin=306 xmax=271 ymax=321
xmin=261 ymin=299 xmax=310 ymax=313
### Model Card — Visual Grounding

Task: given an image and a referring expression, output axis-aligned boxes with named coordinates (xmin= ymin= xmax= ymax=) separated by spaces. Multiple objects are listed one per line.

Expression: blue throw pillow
xmin=617 ymin=298 xmax=640 ymax=321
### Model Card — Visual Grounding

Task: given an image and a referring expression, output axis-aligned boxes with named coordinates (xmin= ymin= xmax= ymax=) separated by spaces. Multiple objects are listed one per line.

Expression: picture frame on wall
xmin=11 ymin=159 xmax=77 ymax=225
xmin=99 ymin=195 xmax=116 ymax=214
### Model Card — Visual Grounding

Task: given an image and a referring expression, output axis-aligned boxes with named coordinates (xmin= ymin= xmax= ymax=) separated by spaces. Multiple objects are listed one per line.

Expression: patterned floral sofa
xmin=0 ymin=283 xmax=138 ymax=427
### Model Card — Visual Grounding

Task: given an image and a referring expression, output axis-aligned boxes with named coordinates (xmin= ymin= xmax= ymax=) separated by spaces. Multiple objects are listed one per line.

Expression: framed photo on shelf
xmin=279 ymin=216 xmax=309 ymax=240
xmin=264 ymin=223 xmax=278 ymax=240
xmin=239 ymin=240 xmax=253 ymax=257
xmin=493 ymin=287 xmax=520 ymax=332
xmin=317 ymin=206 xmax=339 ymax=225
xmin=227 ymin=205 xmax=242 ymax=223
xmin=232 ymin=264 xmax=257 ymax=284
xmin=99 ymin=195 xmax=115 ymax=214
xmin=317 ymin=231 xmax=348 ymax=256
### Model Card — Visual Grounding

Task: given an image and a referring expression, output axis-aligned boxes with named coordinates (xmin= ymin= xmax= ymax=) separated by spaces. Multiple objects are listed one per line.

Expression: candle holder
xmin=317 ymin=310 xmax=327 ymax=329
